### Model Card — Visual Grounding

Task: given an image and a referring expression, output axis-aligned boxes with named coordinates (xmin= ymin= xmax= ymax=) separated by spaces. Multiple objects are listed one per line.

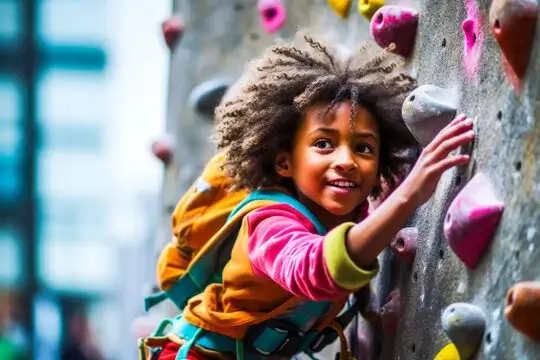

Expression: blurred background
xmin=0 ymin=0 xmax=171 ymax=359
xmin=4 ymin=0 xmax=540 ymax=359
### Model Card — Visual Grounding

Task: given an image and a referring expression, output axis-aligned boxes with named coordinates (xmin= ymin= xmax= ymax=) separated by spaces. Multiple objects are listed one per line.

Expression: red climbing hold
xmin=443 ymin=173 xmax=504 ymax=269
xmin=151 ymin=136 xmax=175 ymax=165
xmin=381 ymin=290 xmax=401 ymax=335
xmin=489 ymin=0 xmax=538 ymax=82
xmin=369 ymin=5 xmax=418 ymax=57
xmin=390 ymin=227 xmax=418 ymax=264
xmin=505 ymin=281 xmax=540 ymax=341
xmin=257 ymin=0 xmax=287 ymax=34
xmin=162 ymin=16 xmax=184 ymax=50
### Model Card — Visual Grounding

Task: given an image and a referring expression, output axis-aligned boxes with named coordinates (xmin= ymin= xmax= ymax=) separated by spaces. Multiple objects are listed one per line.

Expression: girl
xmin=157 ymin=32 xmax=474 ymax=360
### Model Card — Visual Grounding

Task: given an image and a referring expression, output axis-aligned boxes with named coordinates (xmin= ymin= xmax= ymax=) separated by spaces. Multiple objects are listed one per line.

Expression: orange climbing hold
xmin=390 ymin=227 xmax=418 ymax=264
xmin=162 ymin=15 xmax=184 ymax=50
xmin=505 ymin=281 xmax=540 ymax=341
xmin=328 ymin=0 xmax=353 ymax=18
xmin=489 ymin=0 xmax=538 ymax=83
xmin=358 ymin=0 xmax=385 ymax=20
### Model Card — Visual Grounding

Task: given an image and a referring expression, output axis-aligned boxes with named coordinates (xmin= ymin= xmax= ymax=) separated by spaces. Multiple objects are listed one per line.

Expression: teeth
xmin=329 ymin=180 xmax=356 ymax=188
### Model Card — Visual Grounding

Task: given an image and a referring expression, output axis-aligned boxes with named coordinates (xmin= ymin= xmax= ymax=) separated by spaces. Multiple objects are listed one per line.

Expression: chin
xmin=324 ymin=203 xmax=356 ymax=217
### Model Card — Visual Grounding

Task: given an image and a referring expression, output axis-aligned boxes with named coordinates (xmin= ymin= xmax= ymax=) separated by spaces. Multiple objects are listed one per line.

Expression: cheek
xmin=360 ymin=160 xmax=380 ymax=183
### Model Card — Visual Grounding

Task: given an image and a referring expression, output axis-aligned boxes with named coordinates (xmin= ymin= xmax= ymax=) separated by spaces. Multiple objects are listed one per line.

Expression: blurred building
xmin=1 ymin=1 xmax=169 ymax=359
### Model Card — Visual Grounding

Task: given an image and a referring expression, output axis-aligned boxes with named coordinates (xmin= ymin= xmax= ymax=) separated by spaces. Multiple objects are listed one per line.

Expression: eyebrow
xmin=309 ymin=127 xmax=379 ymax=141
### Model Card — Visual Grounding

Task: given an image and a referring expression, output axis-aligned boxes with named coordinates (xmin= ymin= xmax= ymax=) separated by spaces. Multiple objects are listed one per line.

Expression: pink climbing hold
xmin=162 ymin=16 xmax=184 ymax=50
xmin=151 ymin=135 xmax=175 ymax=166
xmin=257 ymin=0 xmax=287 ymax=34
xmin=461 ymin=0 xmax=484 ymax=78
xmin=443 ymin=173 xmax=504 ymax=269
xmin=381 ymin=290 xmax=401 ymax=335
xmin=369 ymin=5 xmax=419 ymax=58
xmin=390 ymin=227 xmax=418 ymax=264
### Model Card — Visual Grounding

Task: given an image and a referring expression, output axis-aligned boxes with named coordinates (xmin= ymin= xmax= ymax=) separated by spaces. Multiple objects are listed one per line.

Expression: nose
xmin=333 ymin=147 xmax=358 ymax=172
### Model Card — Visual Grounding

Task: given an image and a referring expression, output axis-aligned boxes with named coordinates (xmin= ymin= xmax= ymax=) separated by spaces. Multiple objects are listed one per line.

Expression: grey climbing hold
xmin=441 ymin=303 xmax=486 ymax=360
xmin=188 ymin=78 xmax=230 ymax=118
xmin=401 ymin=85 xmax=458 ymax=147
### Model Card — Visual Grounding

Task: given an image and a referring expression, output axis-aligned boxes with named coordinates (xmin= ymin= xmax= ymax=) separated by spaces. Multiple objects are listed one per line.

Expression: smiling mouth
xmin=327 ymin=180 xmax=358 ymax=189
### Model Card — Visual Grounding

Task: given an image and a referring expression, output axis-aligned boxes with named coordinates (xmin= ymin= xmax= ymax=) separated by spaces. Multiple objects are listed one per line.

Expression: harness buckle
xmin=244 ymin=318 xmax=304 ymax=358
xmin=308 ymin=326 xmax=337 ymax=353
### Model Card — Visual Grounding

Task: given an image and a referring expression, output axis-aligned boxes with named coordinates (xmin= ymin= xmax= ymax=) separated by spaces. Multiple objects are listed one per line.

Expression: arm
xmin=346 ymin=114 xmax=475 ymax=268
xmin=246 ymin=204 xmax=379 ymax=301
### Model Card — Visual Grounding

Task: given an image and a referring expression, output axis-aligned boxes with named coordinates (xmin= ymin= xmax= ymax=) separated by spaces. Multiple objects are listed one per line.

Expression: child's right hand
xmin=401 ymin=114 xmax=475 ymax=207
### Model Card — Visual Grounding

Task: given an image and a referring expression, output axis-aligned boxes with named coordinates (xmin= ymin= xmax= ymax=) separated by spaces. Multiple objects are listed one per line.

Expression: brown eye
xmin=356 ymin=144 xmax=373 ymax=154
xmin=313 ymin=139 xmax=333 ymax=149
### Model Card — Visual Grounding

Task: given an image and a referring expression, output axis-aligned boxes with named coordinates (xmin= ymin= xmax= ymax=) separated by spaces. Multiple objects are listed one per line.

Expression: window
xmin=0 ymin=156 xmax=20 ymax=203
xmin=0 ymin=75 xmax=22 ymax=121
xmin=0 ymin=123 xmax=22 ymax=158
xmin=37 ymin=150 xmax=105 ymax=198
xmin=38 ymin=239 xmax=118 ymax=293
xmin=0 ymin=227 xmax=23 ymax=287
xmin=37 ymin=0 xmax=108 ymax=47
xmin=40 ymin=196 xmax=105 ymax=235
xmin=37 ymin=69 xmax=107 ymax=125
xmin=0 ymin=1 xmax=22 ymax=46
xmin=40 ymin=122 xmax=103 ymax=152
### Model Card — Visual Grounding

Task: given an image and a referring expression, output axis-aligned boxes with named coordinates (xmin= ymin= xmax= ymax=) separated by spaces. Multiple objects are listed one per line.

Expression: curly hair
xmin=214 ymin=31 xmax=420 ymax=198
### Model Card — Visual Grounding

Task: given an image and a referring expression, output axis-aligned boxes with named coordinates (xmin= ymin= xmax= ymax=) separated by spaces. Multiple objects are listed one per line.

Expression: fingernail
xmin=468 ymin=130 xmax=475 ymax=137
xmin=464 ymin=118 xmax=473 ymax=125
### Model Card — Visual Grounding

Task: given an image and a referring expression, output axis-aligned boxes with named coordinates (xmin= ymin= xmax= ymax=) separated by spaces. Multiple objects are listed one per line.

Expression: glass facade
xmin=0 ymin=0 xmax=117 ymax=358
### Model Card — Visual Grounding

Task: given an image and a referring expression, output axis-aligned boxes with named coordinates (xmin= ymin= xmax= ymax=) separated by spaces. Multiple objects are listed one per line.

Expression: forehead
xmin=301 ymin=101 xmax=380 ymax=135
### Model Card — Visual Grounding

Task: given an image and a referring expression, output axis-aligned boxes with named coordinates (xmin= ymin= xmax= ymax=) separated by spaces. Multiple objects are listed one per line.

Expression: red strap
xmin=157 ymin=341 xmax=210 ymax=360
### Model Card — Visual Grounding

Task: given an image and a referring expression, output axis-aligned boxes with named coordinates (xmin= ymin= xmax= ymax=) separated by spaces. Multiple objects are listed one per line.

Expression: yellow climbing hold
xmin=357 ymin=0 xmax=385 ymax=20
xmin=328 ymin=0 xmax=353 ymax=18
xmin=434 ymin=343 xmax=460 ymax=360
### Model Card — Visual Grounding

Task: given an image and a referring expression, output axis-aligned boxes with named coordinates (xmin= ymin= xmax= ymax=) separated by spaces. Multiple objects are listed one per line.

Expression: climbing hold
xmin=401 ymin=85 xmax=458 ymax=147
xmin=188 ymin=79 xmax=230 ymax=118
xmin=441 ymin=303 xmax=486 ymax=360
xmin=460 ymin=0 xmax=485 ymax=79
xmin=328 ymin=0 xmax=353 ymax=18
xmin=151 ymin=136 xmax=175 ymax=165
xmin=370 ymin=5 xmax=419 ymax=57
xmin=443 ymin=173 xmax=504 ymax=269
xmin=505 ymin=281 xmax=540 ymax=341
xmin=390 ymin=227 xmax=418 ymax=264
xmin=433 ymin=343 xmax=460 ymax=360
xmin=257 ymin=0 xmax=287 ymax=33
xmin=461 ymin=18 xmax=478 ymax=52
xmin=358 ymin=0 xmax=385 ymax=20
xmin=161 ymin=16 xmax=184 ymax=50
xmin=380 ymin=290 xmax=401 ymax=335
xmin=489 ymin=0 xmax=538 ymax=81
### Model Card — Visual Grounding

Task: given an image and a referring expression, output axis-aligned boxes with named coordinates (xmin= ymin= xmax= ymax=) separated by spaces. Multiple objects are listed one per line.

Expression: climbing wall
xmin=153 ymin=0 xmax=540 ymax=359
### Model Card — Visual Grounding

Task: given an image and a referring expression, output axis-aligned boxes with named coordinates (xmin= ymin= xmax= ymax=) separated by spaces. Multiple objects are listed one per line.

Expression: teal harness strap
xmin=176 ymin=327 xmax=204 ymax=360
xmin=228 ymin=190 xmax=327 ymax=235
xmin=147 ymin=190 xmax=338 ymax=359
xmin=145 ymin=190 xmax=327 ymax=312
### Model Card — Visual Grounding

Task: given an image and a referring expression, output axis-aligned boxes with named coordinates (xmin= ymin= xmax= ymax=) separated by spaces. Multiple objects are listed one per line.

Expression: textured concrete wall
xmin=158 ymin=0 xmax=540 ymax=359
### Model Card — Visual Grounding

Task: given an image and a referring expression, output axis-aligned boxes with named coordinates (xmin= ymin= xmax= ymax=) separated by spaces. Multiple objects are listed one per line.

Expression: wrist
xmin=391 ymin=180 xmax=420 ymax=211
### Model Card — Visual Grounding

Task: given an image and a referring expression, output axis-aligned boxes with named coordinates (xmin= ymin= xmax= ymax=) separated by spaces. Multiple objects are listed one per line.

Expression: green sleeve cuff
xmin=323 ymin=222 xmax=380 ymax=291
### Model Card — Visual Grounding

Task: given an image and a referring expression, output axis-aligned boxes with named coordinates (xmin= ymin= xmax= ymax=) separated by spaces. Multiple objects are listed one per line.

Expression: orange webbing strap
xmin=327 ymin=321 xmax=354 ymax=360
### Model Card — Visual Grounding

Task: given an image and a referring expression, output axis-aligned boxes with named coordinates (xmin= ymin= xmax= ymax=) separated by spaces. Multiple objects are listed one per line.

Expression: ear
xmin=275 ymin=152 xmax=293 ymax=178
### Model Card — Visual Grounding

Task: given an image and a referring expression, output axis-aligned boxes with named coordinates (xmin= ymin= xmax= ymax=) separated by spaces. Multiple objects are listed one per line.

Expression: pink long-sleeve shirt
xmin=246 ymin=203 xmax=379 ymax=301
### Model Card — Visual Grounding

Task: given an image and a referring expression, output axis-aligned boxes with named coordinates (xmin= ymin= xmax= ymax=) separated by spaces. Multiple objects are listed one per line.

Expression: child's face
xmin=276 ymin=101 xmax=381 ymax=223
